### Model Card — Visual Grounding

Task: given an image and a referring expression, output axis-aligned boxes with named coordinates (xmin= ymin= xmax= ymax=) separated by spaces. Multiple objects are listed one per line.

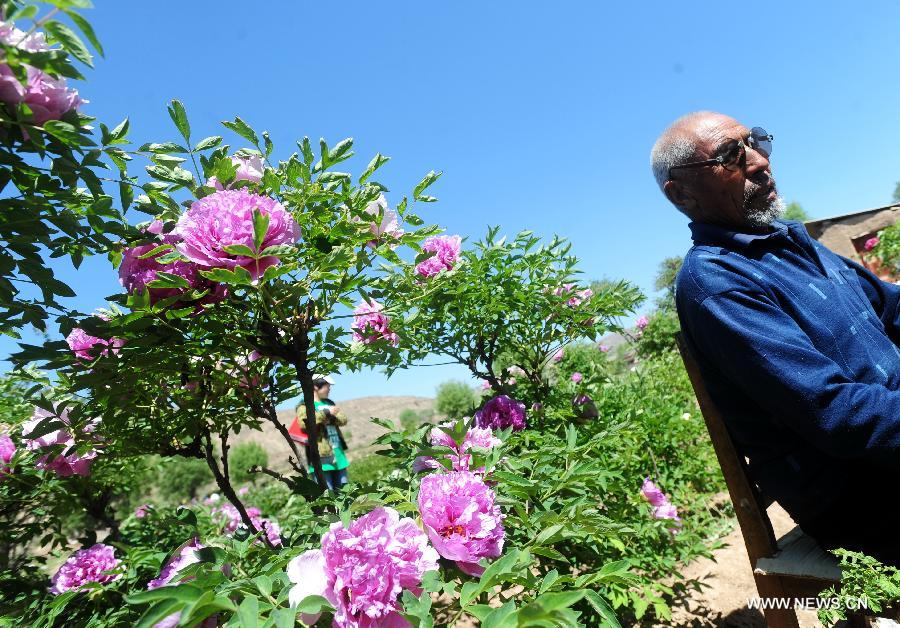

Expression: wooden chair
xmin=675 ymin=333 xmax=866 ymax=628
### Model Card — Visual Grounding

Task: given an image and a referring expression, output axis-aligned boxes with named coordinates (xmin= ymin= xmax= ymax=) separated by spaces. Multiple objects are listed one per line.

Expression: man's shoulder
xmin=676 ymin=245 xmax=763 ymax=302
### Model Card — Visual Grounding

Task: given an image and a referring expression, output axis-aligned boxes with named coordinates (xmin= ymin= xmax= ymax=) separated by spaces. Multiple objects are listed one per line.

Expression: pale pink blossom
xmin=351 ymin=300 xmax=399 ymax=346
xmin=571 ymin=372 xmax=583 ymax=384
xmin=635 ymin=315 xmax=650 ymax=331
xmin=21 ymin=406 xmax=99 ymax=478
xmin=206 ymin=154 xmax=265 ymax=189
xmin=552 ymin=348 xmax=565 ymax=362
xmin=865 ymin=237 xmax=880 ymax=252
xmin=418 ymin=471 xmax=504 ymax=576
xmin=66 ymin=323 xmax=123 ymax=361
xmin=51 ymin=544 xmax=121 ymax=594
xmin=554 ymin=284 xmax=593 ymax=307
xmin=364 ymin=194 xmax=404 ymax=248
xmin=134 ymin=504 xmax=150 ymax=519
xmin=287 ymin=506 xmax=438 ymax=627
xmin=415 ymin=235 xmax=461 ymax=278
xmin=148 ymin=538 xmax=205 ymax=590
xmin=415 ymin=425 xmax=502 ymax=473
xmin=480 ymin=380 xmax=492 ymax=390
xmin=0 ymin=21 xmax=49 ymax=52
xmin=598 ymin=343 xmax=610 ymax=353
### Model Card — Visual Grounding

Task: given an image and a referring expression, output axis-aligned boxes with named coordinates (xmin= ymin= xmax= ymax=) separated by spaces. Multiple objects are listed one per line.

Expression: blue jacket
xmin=676 ymin=219 xmax=900 ymax=522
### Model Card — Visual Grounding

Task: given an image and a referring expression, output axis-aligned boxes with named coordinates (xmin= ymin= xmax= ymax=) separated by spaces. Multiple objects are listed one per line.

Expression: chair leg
xmin=761 ymin=607 xmax=801 ymax=628
xmin=846 ymin=613 xmax=869 ymax=628
xmin=754 ymin=575 xmax=800 ymax=628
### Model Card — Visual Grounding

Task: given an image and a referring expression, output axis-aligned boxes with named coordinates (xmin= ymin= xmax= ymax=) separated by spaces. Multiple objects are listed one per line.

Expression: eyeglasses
xmin=668 ymin=127 xmax=773 ymax=179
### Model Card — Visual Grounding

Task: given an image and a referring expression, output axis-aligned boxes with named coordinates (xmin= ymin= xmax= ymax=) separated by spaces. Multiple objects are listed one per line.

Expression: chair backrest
xmin=675 ymin=332 xmax=780 ymax=564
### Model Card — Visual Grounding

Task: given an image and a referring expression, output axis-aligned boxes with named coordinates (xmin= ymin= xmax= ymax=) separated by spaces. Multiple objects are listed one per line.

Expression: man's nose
xmin=745 ymin=144 xmax=770 ymax=176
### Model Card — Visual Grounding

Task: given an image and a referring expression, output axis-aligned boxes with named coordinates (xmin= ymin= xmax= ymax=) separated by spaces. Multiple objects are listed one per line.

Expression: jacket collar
xmin=688 ymin=219 xmax=791 ymax=250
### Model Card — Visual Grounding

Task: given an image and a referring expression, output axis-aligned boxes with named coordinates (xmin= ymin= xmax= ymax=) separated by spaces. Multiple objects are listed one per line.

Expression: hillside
xmin=230 ymin=395 xmax=435 ymax=471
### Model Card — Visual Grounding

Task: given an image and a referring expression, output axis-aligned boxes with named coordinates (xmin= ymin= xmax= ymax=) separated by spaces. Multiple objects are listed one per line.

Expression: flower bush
xmin=0 ymin=3 xmax=739 ymax=627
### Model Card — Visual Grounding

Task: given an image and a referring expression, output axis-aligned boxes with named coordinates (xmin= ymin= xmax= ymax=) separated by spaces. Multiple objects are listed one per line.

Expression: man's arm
xmin=842 ymin=255 xmax=900 ymax=345
xmin=687 ymin=286 xmax=900 ymax=464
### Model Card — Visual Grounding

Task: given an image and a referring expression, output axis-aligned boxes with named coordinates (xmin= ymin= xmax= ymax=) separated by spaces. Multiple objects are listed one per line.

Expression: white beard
xmin=745 ymin=194 xmax=785 ymax=228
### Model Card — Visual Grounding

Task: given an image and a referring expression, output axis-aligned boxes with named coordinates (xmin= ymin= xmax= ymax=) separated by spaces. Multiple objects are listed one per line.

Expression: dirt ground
xmin=665 ymin=502 xmax=827 ymax=627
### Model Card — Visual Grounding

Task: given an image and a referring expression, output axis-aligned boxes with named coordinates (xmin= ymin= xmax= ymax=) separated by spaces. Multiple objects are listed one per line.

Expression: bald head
xmin=650 ymin=111 xmax=727 ymax=193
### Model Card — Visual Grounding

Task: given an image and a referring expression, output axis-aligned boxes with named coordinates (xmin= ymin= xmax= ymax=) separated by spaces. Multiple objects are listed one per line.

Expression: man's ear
xmin=664 ymin=179 xmax=698 ymax=213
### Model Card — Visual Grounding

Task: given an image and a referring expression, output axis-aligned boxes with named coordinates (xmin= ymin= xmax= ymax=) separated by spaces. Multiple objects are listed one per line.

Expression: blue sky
xmin=5 ymin=1 xmax=900 ymax=402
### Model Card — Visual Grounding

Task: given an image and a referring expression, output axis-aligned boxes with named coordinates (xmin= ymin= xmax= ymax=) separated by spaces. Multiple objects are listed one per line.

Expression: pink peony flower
xmin=21 ymin=406 xmax=99 ymax=478
xmin=0 ymin=434 xmax=14 ymax=476
xmin=351 ymin=300 xmax=399 ymax=346
xmin=22 ymin=67 xmax=83 ymax=125
xmin=552 ymin=348 xmax=565 ymax=363
xmin=215 ymin=503 xmax=281 ymax=546
xmin=147 ymin=539 xmax=218 ymax=628
xmin=51 ymin=543 xmax=121 ymax=594
xmin=175 ymin=189 xmax=300 ymax=280
xmin=598 ymin=343 xmax=610 ymax=353
xmin=148 ymin=538 xmax=205 ymax=590
xmin=640 ymin=478 xmax=667 ymax=507
xmin=641 ymin=478 xmax=681 ymax=525
xmin=0 ymin=21 xmax=49 ymax=52
xmin=364 ymin=194 xmax=405 ymax=248
xmin=635 ymin=315 xmax=650 ymax=331
xmin=287 ymin=506 xmax=438 ymax=627
xmin=480 ymin=380 xmax=492 ymax=390
xmin=207 ymin=154 xmax=265 ymax=190
xmin=573 ymin=393 xmax=592 ymax=406
xmin=134 ymin=504 xmax=150 ymax=518
xmin=415 ymin=235 xmax=461 ymax=278
xmin=554 ymin=284 xmax=593 ymax=307
xmin=571 ymin=372 xmax=583 ymax=384
xmin=119 ymin=231 xmax=223 ymax=306
xmin=66 ymin=324 xmax=123 ymax=361
xmin=474 ymin=395 xmax=526 ymax=432
xmin=865 ymin=237 xmax=880 ymax=252
xmin=418 ymin=471 xmax=504 ymax=576
xmin=415 ymin=425 xmax=502 ymax=473
xmin=0 ymin=64 xmax=24 ymax=105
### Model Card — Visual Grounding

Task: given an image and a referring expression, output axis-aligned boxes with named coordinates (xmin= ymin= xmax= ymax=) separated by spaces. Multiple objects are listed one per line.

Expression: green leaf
xmin=258 ymin=244 xmax=295 ymax=257
xmin=223 ymin=244 xmax=257 ymax=258
xmin=194 ymin=136 xmax=223 ymax=151
xmin=42 ymin=120 xmax=82 ymax=145
xmin=236 ymin=595 xmax=259 ymax=628
xmin=482 ymin=602 xmax=517 ymax=628
xmin=252 ymin=208 xmax=269 ymax=251
xmin=222 ymin=117 xmax=259 ymax=146
xmin=253 ymin=575 xmax=272 ymax=597
xmin=126 ymin=583 xmax=204 ymax=605
xmin=295 ymin=595 xmax=333 ymax=615
xmin=45 ymin=20 xmax=92 ymax=66
xmin=269 ymin=608 xmax=297 ymax=628
xmin=583 ymin=590 xmax=621 ymax=627
xmin=148 ymin=271 xmax=192 ymax=289
xmin=64 ymin=10 xmax=104 ymax=56
xmin=413 ymin=170 xmax=442 ymax=201
xmin=359 ymin=153 xmax=390 ymax=184
xmin=168 ymin=99 xmax=191 ymax=143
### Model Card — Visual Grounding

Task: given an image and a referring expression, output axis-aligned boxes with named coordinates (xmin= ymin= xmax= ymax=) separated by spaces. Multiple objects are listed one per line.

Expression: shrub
xmin=349 ymin=452 xmax=396 ymax=483
xmin=434 ymin=380 xmax=478 ymax=419
xmin=399 ymin=408 xmax=422 ymax=431
xmin=154 ymin=456 xmax=212 ymax=504
xmin=229 ymin=442 xmax=268 ymax=485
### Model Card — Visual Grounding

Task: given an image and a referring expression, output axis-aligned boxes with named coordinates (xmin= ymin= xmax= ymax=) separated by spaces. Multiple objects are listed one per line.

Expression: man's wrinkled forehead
xmin=685 ymin=114 xmax=747 ymax=152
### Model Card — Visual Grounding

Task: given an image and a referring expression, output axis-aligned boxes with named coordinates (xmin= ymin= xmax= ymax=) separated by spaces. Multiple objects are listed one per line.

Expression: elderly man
xmin=653 ymin=111 xmax=900 ymax=564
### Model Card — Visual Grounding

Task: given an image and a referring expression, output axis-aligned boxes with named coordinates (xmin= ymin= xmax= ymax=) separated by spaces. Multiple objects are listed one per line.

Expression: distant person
xmin=289 ymin=375 xmax=349 ymax=490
